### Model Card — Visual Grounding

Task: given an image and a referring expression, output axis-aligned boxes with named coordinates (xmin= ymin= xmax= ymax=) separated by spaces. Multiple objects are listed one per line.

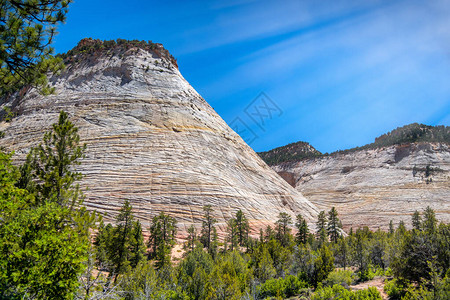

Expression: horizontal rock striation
xmin=0 ymin=40 xmax=318 ymax=237
xmin=272 ymin=142 xmax=450 ymax=230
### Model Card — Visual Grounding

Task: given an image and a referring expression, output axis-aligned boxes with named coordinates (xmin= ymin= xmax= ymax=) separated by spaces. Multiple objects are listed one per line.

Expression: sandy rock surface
xmin=0 ymin=45 xmax=318 ymax=237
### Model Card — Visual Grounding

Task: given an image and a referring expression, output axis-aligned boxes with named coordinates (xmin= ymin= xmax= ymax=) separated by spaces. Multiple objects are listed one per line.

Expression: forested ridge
xmin=259 ymin=123 xmax=450 ymax=165
xmin=1 ymin=112 xmax=449 ymax=299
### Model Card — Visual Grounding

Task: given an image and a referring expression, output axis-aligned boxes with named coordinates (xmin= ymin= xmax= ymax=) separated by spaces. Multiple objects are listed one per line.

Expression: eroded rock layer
xmin=0 ymin=40 xmax=318 ymax=235
xmin=272 ymin=143 xmax=450 ymax=230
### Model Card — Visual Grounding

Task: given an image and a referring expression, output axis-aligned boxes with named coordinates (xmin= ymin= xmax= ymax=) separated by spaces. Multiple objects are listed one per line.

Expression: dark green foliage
xmin=276 ymin=212 xmax=293 ymax=247
xmin=0 ymin=112 xmax=95 ymax=299
xmin=234 ymin=209 xmax=249 ymax=247
xmin=130 ymin=220 xmax=146 ymax=268
xmin=183 ymin=224 xmax=197 ymax=254
xmin=1 ymin=0 xmax=71 ymax=96
xmin=22 ymin=111 xmax=86 ymax=206
xmin=327 ymin=207 xmax=342 ymax=243
xmin=258 ymin=275 xmax=309 ymax=299
xmin=336 ymin=237 xmax=350 ymax=270
xmin=111 ymin=200 xmax=135 ymax=278
xmin=317 ymin=210 xmax=327 ymax=235
xmin=148 ymin=212 xmax=177 ymax=269
xmin=423 ymin=206 xmax=437 ymax=234
xmin=311 ymin=245 xmax=335 ymax=287
xmin=226 ymin=218 xmax=239 ymax=251
xmin=295 ymin=214 xmax=309 ymax=245
xmin=200 ymin=205 xmax=217 ymax=255
xmin=257 ymin=141 xmax=322 ymax=165
xmin=389 ymin=220 xmax=395 ymax=235
xmin=93 ymin=201 xmax=146 ymax=281
xmin=252 ymin=245 xmax=276 ymax=282
xmin=412 ymin=210 xmax=422 ymax=231
xmin=264 ymin=224 xmax=276 ymax=242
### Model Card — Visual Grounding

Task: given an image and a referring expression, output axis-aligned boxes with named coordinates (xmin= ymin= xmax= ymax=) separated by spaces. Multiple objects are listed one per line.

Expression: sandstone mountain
xmin=260 ymin=124 xmax=450 ymax=230
xmin=0 ymin=39 xmax=318 ymax=236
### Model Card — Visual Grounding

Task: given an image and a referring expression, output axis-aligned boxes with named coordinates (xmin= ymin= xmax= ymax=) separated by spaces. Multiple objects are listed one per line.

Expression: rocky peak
xmin=258 ymin=141 xmax=322 ymax=166
xmin=60 ymin=38 xmax=177 ymax=68
xmin=0 ymin=39 xmax=318 ymax=237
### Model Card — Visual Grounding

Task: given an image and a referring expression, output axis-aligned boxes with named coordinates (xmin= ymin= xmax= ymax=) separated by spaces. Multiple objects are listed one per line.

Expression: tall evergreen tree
xmin=276 ymin=212 xmax=292 ymax=246
xmin=226 ymin=218 xmax=239 ymax=251
xmin=235 ymin=209 xmax=249 ymax=247
xmin=111 ymin=200 xmax=135 ymax=281
xmin=183 ymin=224 xmax=197 ymax=254
xmin=23 ymin=111 xmax=86 ymax=207
xmin=327 ymin=207 xmax=342 ymax=243
xmin=264 ymin=225 xmax=275 ymax=242
xmin=200 ymin=205 xmax=216 ymax=253
xmin=210 ymin=227 xmax=219 ymax=259
xmin=129 ymin=220 xmax=146 ymax=268
xmin=316 ymin=210 xmax=327 ymax=235
xmin=295 ymin=214 xmax=309 ymax=245
xmin=412 ymin=210 xmax=422 ymax=231
xmin=148 ymin=212 xmax=177 ymax=269
xmin=423 ymin=206 xmax=437 ymax=234
xmin=389 ymin=220 xmax=394 ymax=235
xmin=397 ymin=220 xmax=407 ymax=235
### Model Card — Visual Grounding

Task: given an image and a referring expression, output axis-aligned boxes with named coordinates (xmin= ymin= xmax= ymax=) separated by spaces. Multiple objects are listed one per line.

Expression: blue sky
xmin=53 ymin=0 xmax=450 ymax=153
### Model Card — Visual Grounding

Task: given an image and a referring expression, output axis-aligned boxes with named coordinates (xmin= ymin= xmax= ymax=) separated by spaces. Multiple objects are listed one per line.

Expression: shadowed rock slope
xmin=264 ymin=125 xmax=450 ymax=231
xmin=0 ymin=39 xmax=318 ymax=236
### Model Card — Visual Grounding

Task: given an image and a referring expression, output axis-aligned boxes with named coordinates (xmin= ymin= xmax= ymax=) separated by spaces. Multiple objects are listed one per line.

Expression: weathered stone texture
xmin=273 ymin=143 xmax=450 ymax=230
xmin=0 ymin=46 xmax=318 ymax=236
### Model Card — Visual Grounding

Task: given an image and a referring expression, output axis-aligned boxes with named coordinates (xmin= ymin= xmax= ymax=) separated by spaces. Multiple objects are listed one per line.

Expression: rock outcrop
xmin=0 ymin=39 xmax=318 ymax=236
xmin=272 ymin=142 xmax=450 ymax=230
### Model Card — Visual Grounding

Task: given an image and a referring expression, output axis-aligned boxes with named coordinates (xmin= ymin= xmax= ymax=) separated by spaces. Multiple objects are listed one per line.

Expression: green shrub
xmin=357 ymin=265 xmax=384 ymax=282
xmin=323 ymin=270 xmax=355 ymax=287
xmin=259 ymin=275 xmax=309 ymax=298
xmin=312 ymin=284 xmax=382 ymax=300
xmin=383 ymin=278 xmax=408 ymax=300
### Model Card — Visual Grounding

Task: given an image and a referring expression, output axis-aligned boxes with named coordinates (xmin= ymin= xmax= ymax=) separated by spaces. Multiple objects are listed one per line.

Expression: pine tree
xmin=276 ymin=212 xmax=292 ymax=246
xmin=210 ymin=227 xmax=219 ymax=259
xmin=327 ymin=207 xmax=342 ymax=243
xmin=423 ymin=206 xmax=437 ymax=233
xmin=183 ymin=224 xmax=197 ymax=254
xmin=337 ymin=237 xmax=349 ymax=270
xmin=148 ymin=212 xmax=177 ymax=269
xmin=235 ymin=209 xmax=249 ymax=247
xmin=265 ymin=225 xmax=275 ymax=242
xmin=26 ymin=111 xmax=86 ymax=207
xmin=0 ymin=118 xmax=95 ymax=298
xmin=389 ymin=220 xmax=394 ymax=235
xmin=316 ymin=210 xmax=327 ymax=236
xmin=93 ymin=221 xmax=114 ymax=270
xmin=412 ymin=210 xmax=422 ymax=231
xmin=111 ymin=200 xmax=135 ymax=280
xmin=397 ymin=220 xmax=406 ymax=235
xmin=1 ymin=0 xmax=71 ymax=96
xmin=295 ymin=214 xmax=309 ymax=245
xmin=226 ymin=218 xmax=239 ymax=251
xmin=129 ymin=220 xmax=146 ymax=268
xmin=200 ymin=205 xmax=216 ymax=252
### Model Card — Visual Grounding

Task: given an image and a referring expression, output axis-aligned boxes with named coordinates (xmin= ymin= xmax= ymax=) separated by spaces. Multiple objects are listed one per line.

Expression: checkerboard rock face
xmin=0 ymin=41 xmax=318 ymax=237
xmin=272 ymin=143 xmax=450 ymax=231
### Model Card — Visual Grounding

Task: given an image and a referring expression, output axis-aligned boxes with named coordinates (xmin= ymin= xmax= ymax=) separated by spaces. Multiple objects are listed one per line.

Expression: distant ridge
xmin=331 ymin=123 xmax=450 ymax=155
xmin=258 ymin=123 xmax=450 ymax=165
xmin=258 ymin=141 xmax=322 ymax=165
